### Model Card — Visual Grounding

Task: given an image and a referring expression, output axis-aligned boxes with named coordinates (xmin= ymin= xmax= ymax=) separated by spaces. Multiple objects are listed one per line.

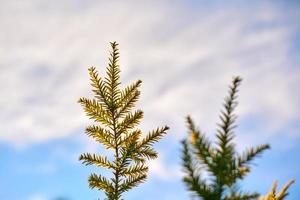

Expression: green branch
xmin=78 ymin=42 xmax=168 ymax=200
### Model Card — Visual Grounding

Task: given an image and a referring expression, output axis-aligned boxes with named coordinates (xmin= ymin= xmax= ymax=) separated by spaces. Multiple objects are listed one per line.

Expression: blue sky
xmin=0 ymin=0 xmax=300 ymax=199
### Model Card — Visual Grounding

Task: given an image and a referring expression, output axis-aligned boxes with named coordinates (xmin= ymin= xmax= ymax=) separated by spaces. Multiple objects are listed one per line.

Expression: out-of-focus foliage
xmin=181 ymin=77 xmax=270 ymax=200
xmin=78 ymin=42 xmax=169 ymax=200
xmin=259 ymin=180 xmax=294 ymax=200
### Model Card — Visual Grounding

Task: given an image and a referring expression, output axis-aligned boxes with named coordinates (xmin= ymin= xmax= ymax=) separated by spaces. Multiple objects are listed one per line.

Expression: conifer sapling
xmin=78 ymin=42 xmax=169 ymax=200
xmin=181 ymin=76 xmax=270 ymax=200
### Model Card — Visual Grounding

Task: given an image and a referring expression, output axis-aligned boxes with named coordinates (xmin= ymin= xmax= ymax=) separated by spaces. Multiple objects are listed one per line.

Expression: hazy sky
xmin=0 ymin=1 xmax=299 ymax=200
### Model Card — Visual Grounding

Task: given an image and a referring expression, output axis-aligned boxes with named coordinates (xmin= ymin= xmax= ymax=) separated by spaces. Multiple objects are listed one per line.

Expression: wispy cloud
xmin=1 ymin=1 xmax=299 ymax=147
xmin=148 ymin=154 xmax=182 ymax=181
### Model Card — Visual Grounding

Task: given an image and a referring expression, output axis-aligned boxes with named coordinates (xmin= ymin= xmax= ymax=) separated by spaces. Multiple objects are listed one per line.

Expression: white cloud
xmin=0 ymin=0 xmax=299 ymax=150
xmin=148 ymin=155 xmax=182 ymax=181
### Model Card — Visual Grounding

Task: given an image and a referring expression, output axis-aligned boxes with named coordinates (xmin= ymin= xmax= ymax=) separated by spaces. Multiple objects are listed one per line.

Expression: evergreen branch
xmin=117 ymin=110 xmax=144 ymax=135
xmin=119 ymin=173 xmax=147 ymax=193
xmin=86 ymin=125 xmax=115 ymax=149
xmin=216 ymin=76 xmax=242 ymax=158
xmin=212 ymin=77 xmax=242 ymax=189
xmin=181 ymin=76 xmax=271 ymax=200
xmin=259 ymin=180 xmax=295 ymax=200
xmin=276 ymin=180 xmax=295 ymax=199
xmin=192 ymin=135 xmax=215 ymax=175
xmin=78 ymin=97 xmax=111 ymax=126
xmin=214 ymin=77 xmax=243 ymax=193
xmin=139 ymin=126 xmax=169 ymax=148
xmin=130 ymin=156 xmax=146 ymax=164
xmin=88 ymin=66 xmax=110 ymax=109
xmin=238 ymin=144 xmax=270 ymax=167
xmin=181 ymin=140 xmax=215 ymax=199
xmin=119 ymin=129 xmax=142 ymax=147
xmin=181 ymin=139 xmax=197 ymax=182
xmin=116 ymin=80 xmax=142 ymax=118
xmin=79 ymin=153 xmax=115 ymax=169
xmin=186 ymin=115 xmax=197 ymax=134
xmin=121 ymin=143 xmax=157 ymax=165
xmin=118 ymin=144 xmax=140 ymax=170
xmin=79 ymin=42 xmax=168 ymax=199
xmin=225 ymin=191 xmax=258 ymax=200
xmin=104 ymin=42 xmax=121 ymax=108
xmin=136 ymin=146 xmax=158 ymax=160
xmin=88 ymin=173 xmax=114 ymax=193
xmin=186 ymin=116 xmax=214 ymax=170
xmin=120 ymin=164 xmax=148 ymax=177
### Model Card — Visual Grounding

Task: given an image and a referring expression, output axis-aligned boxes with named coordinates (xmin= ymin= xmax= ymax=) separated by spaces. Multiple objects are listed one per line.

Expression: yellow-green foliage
xmin=259 ymin=180 xmax=294 ymax=200
xmin=78 ymin=42 xmax=169 ymax=200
